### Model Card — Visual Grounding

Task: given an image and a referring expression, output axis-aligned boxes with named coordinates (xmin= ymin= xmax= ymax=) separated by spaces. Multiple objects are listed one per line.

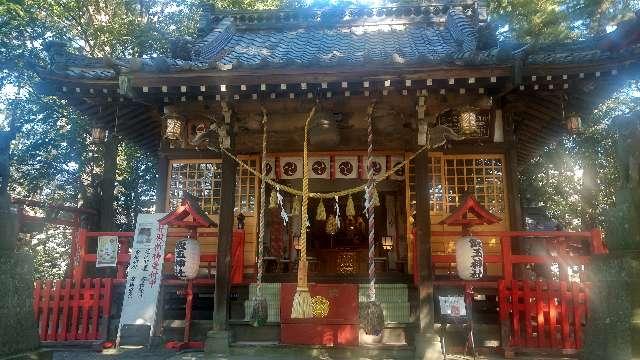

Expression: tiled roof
xmin=38 ymin=6 xmax=640 ymax=81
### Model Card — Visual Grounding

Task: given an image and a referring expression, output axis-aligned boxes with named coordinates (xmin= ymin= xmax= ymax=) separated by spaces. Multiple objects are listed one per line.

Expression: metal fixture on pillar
xmin=382 ymin=236 xmax=393 ymax=251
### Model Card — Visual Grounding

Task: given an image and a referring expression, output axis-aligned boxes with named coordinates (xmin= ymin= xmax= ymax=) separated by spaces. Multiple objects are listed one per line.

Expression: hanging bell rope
xmin=291 ymin=105 xmax=317 ymax=319
xmin=362 ymin=101 xmax=384 ymax=336
xmin=250 ymin=106 xmax=269 ymax=327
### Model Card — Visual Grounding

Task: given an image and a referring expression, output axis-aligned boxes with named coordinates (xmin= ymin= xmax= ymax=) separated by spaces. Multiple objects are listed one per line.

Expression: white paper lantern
xmin=175 ymin=238 xmax=200 ymax=280
xmin=455 ymin=236 xmax=484 ymax=280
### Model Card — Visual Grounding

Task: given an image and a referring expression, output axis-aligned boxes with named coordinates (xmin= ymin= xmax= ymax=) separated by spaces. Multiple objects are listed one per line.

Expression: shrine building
xmin=31 ymin=1 xmax=640 ymax=358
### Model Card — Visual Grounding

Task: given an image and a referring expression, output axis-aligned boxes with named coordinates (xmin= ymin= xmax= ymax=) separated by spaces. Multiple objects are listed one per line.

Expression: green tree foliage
xmin=521 ymin=81 xmax=640 ymax=230
xmin=490 ymin=0 xmax=638 ymax=42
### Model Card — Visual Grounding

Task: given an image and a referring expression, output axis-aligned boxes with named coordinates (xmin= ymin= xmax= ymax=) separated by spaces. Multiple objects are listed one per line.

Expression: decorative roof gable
xmin=438 ymin=194 xmax=501 ymax=227
xmin=159 ymin=192 xmax=218 ymax=228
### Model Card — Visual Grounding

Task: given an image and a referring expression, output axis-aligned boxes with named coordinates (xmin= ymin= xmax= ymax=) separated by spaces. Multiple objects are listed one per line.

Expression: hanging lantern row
xmin=164 ymin=105 xmax=185 ymax=140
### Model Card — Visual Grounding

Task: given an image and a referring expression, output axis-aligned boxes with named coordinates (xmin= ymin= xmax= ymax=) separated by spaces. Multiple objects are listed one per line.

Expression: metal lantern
xmin=455 ymin=236 xmax=484 ymax=280
xmin=566 ymin=112 xmax=582 ymax=133
xmin=174 ymin=238 xmax=200 ymax=280
xmin=459 ymin=108 xmax=479 ymax=136
xmin=382 ymin=236 xmax=393 ymax=251
xmin=164 ymin=106 xmax=184 ymax=140
xmin=91 ymin=127 xmax=107 ymax=144
xmin=309 ymin=111 xmax=340 ymax=147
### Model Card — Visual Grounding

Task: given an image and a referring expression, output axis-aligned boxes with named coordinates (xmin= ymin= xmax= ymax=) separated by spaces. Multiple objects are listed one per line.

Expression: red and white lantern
xmin=455 ymin=236 xmax=484 ymax=280
xmin=175 ymin=238 xmax=200 ymax=280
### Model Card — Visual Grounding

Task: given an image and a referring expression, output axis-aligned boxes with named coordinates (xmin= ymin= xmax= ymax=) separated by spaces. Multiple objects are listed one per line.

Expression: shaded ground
xmin=42 ymin=348 xmax=575 ymax=360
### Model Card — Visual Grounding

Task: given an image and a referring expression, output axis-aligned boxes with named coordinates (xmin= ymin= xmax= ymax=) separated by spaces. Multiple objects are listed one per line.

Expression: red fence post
xmin=536 ymin=280 xmax=546 ymax=348
xmin=231 ymin=229 xmax=245 ymax=284
xmin=560 ymin=281 xmax=570 ymax=349
xmin=40 ymin=280 xmax=52 ymax=341
xmin=501 ymin=235 xmax=512 ymax=282
xmin=48 ymin=280 xmax=62 ymax=341
xmin=511 ymin=280 xmax=521 ymax=347
xmin=590 ymin=228 xmax=606 ymax=254
xmin=548 ymin=281 xmax=560 ymax=349
xmin=73 ymin=228 xmax=88 ymax=283
xmin=100 ymin=278 xmax=112 ymax=340
xmin=116 ymin=237 xmax=129 ymax=280
xmin=58 ymin=279 xmax=71 ymax=341
xmin=78 ymin=278 xmax=91 ymax=340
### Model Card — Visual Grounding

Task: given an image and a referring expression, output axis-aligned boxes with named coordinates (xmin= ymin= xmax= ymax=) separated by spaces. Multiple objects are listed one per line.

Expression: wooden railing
xmin=426 ymin=229 xmax=605 ymax=285
xmin=70 ymin=229 xmax=245 ymax=285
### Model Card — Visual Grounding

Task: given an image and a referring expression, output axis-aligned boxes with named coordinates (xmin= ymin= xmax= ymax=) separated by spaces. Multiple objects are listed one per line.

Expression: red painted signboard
xmin=280 ymin=283 xmax=359 ymax=346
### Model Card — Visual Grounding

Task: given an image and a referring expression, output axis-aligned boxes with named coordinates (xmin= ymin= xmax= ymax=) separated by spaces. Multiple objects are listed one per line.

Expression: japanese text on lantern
xmin=469 ymin=238 xmax=483 ymax=279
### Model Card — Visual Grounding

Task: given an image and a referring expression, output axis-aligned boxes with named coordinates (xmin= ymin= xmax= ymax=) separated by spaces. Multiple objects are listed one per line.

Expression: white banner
xmin=96 ymin=236 xmax=118 ymax=267
xmin=117 ymin=213 xmax=168 ymax=343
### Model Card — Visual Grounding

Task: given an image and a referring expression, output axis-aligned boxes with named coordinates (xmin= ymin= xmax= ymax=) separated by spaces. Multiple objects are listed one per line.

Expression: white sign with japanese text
xmin=96 ymin=236 xmax=118 ymax=267
xmin=438 ymin=295 xmax=467 ymax=317
xmin=117 ymin=213 xmax=168 ymax=342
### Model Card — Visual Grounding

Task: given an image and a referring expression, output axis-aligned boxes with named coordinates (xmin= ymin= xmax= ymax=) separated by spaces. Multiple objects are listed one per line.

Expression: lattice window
xmin=408 ymin=154 xmax=505 ymax=216
xmin=408 ymin=155 xmax=445 ymax=216
xmin=235 ymin=157 xmax=258 ymax=215
xmin=168 ymin=160 xmax=223 ymax=214
xmin=443 ymin=156 xmax=505 ymax=215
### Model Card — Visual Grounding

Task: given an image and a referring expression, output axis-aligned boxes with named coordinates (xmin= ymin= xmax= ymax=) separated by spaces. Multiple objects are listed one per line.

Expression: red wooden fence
xmin=33 ymin=278 xmax=112 ymax=343
xmin=498 ymin=280 xmax=588 ymax=353
xmin=424 ymin=229 xmax=605 ymax=285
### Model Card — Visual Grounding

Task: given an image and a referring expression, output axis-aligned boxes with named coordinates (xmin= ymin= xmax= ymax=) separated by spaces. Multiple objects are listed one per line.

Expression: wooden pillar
xmin=99 ymin=134 xmax=118 ymax=231
xmin=155 ymin=153 xmax=169 ymax=213
xmin=414 ymin=150 xmax=440 ymax=359
xmin=207 ymin=116 xmax=236 ymax=354
xmin=581 ymin=160 xmax=597 ymax=230
xmin=505 ymin=111 xmax=522 ymax=231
